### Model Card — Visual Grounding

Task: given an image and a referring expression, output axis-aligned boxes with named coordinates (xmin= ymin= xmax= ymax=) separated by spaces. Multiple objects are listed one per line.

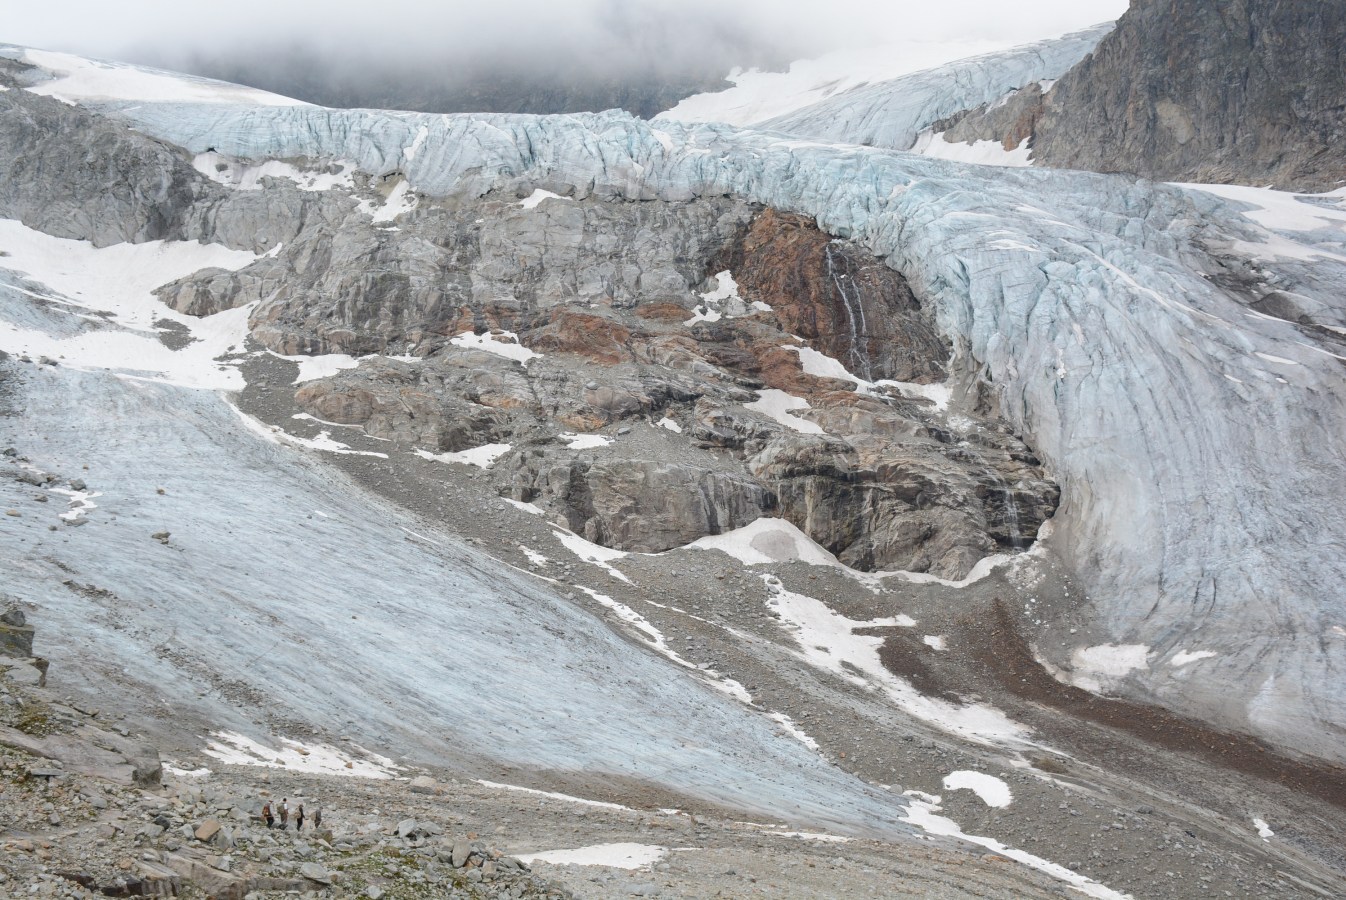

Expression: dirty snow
xmin=903 ymin=792 xmax=1130 ymax=900
xmin=923 ymin=635 xmax=947 ymax=651
xmin=1067 ymin=645 xmax=1151 ymax=693
xmin=414 ymin=444 xmax=512 ymax=469
xmin=515 ymin=843 xmax=667 ymax=870
xmin=764 ymin=576 xmax=1030 ymax=745
xmin=687 ymin=517 xmax=843 ymax=569
xmin=559 ymin=432 xmax=613 ymax=450
xmin=192 ymin=152 xmax=355 ymax=192
xmin=943 ymin=770 xmax=1013 ymax=808
xmin=656 ymin=417 xmax=682 ymax=433
xmin=203 ymin=731 xmax=400 ymax=779
xmin=552 ymin=530 xmax=631 ymax=583
xmin=767 ymin=712 xmax=820 ymax=751
xmin=449 ymin=329 xmax=539 ymax=366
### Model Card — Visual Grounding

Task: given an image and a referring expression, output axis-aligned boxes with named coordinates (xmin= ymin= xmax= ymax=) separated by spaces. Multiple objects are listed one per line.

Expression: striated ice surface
xmin=0 ymin=366 xmax=914 ymax=838
xmin=6 ymin=45 xmax=1346 ymax=760
xmin=751 ymin=24 xmax=1112 ymax=151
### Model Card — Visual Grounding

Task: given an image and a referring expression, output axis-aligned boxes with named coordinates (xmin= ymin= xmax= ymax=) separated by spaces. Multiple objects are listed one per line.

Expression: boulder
xmin=299 ymin=861 xmax=332 ymax=885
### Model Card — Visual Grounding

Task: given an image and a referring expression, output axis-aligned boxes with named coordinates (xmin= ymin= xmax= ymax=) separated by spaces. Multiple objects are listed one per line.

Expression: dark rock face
xmin=1031 ymin=0 xmax=1346 ymax=190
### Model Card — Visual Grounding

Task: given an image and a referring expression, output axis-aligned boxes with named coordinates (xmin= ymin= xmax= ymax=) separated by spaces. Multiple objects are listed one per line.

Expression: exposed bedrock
xmin=713 ymin=208 xmax=946 ymax=384
xmin=279 ymin=201 xmax=1057 ymax=576
xmin=1031 ymin=0 xmax=1346 ymax=190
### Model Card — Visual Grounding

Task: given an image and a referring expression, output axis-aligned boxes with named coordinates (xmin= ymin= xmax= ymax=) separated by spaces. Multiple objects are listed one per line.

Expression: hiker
xmin=261 ymin=800 xmax=274 ymax=829
xmin=295 ymin=802 xmax=305 ymax=831
xmin=313 ymin=807 xmax=322 ymax=830
xmin=279 ymin=798 xmax=289 ymax=829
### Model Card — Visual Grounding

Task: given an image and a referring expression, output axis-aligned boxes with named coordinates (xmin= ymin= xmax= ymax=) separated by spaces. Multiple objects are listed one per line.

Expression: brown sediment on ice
xmin=963 ymin=598 xmax=1346 ymax=811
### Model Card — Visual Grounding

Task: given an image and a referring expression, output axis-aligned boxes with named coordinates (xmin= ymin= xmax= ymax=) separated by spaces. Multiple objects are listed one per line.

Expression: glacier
xmin=4 ymin=45 xmax=1346 ymax=766
xmin=663 ymin=24 xmax=1114 ymax=152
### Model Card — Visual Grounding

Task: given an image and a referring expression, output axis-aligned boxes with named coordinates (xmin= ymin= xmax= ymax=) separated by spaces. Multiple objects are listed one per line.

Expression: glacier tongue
xmin=93 ymin=95 xmax=1346 ymax=760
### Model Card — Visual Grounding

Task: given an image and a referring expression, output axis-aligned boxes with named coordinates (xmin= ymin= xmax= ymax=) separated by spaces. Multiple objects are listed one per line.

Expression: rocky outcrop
xmin=930 ymin=82 xmax=1049 ymax=153
xmin=713 ymin=209 xmax=947 ymax=384
xmin=285 ymin=201 xmax=1057 ymax=578
xmin=1031 ymin=0 xmax=1346 ymax=190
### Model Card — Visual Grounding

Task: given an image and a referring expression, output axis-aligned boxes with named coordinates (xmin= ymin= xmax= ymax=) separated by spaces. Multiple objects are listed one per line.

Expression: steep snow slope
xmin=658 ymin=24 xmax=1112 ymax=156
xmin=656 ymin=37 xmax=1013 ymax=127
xmin=64 ymin=97 xmax=1346 ymax=764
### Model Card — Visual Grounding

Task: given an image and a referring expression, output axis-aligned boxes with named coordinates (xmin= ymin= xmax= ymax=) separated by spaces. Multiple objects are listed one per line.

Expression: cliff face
xmin=1032 ymin=0 xmax=1346 ymax=190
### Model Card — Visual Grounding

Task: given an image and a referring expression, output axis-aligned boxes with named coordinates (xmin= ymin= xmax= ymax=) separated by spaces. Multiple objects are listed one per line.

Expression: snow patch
xmin=275 ymin=352 xmax=360 ymax=384
xmin=1067 ymin=644 xmax=1150 ymax=693
xmin=203 ymin=731 xmax=399 ymax=779
xmin=0 ymin=220 xmax=261 ymax=390
xmin=1253 ymin=818 xmax=1274 ymax=840
xmin=903 ymin=793 xmax=1129 ymax=899
xmin=192 ymin=153 xmax=355 ymax=192
xmin=923 ymin=635 xmax=947 ymax=651
xmin=552 ymin=531 xmax=631 ymax=583
xmin=520 ymin=545 xmax=549 ymax=567
xmin=231 ymin=408 xmax=389 ymax=458
xmin=403 ymin=125 xmax=430 ymax=161
xmin=1253 ymin=351 xmax=1300 ymax=366
xmin=767 ymin=712 xmax=819 ymax=751
xmin=656 ymin=417 xmax=682 ymax=433
xmin=911 ymin=131 xmax=1033 ymax=168
xmin=764 ymin=576 xmax=1028 ymax=745
xmin=943 ymin=771 xmax=1013 ymax=808
xmin=685 ymin=270 xmax=759 ymax=325
xmin=22 ymin=48 xmax=307 ymax=107
xmin=1170 ymin=649 xmax=1216 ymax=667
xmin=559 ymin=432 xmax=613 ymax=450
xmin=744 ymin=389 xmax=825 ymax=434
xmin=477 ymin=780 xmax=629 ymax=811
xmin=414 ymin=444 xmax=512 ymax=469
xmin=515 ymin=843 xmax=667 ymax=870
xmin=449 ymin=330 xmax=539 ymax=366
xmin=657 ymin=39 xmax=1010 ymax=127
xmin=519 ymin=189 xmax=570 ymax=209
xmin=687 ymin=517 xmax=843 ymax=569
xmin=361 ymin=179 xmax=417 ymax=223
xmin=504 ymin=499 xmax=544 ymax=516
xmin=576 ymin=586 xmax=750 ymax=705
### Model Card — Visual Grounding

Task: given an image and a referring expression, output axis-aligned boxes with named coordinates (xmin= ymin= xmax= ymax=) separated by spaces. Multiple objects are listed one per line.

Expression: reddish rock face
xmin=524 ymin=309 xmax=637 ymax=366
xmin=714 ymin=209 xmax=948 ymax=384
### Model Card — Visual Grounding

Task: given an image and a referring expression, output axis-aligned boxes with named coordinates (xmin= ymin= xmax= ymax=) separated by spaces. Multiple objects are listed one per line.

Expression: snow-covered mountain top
xmin=3 ymin=45 xmax=308 ymax=107
xmin=656 ymin=24 xmax=1112 ymax=131
xmin=656 ymin=37 xmax=1011 ymax=127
